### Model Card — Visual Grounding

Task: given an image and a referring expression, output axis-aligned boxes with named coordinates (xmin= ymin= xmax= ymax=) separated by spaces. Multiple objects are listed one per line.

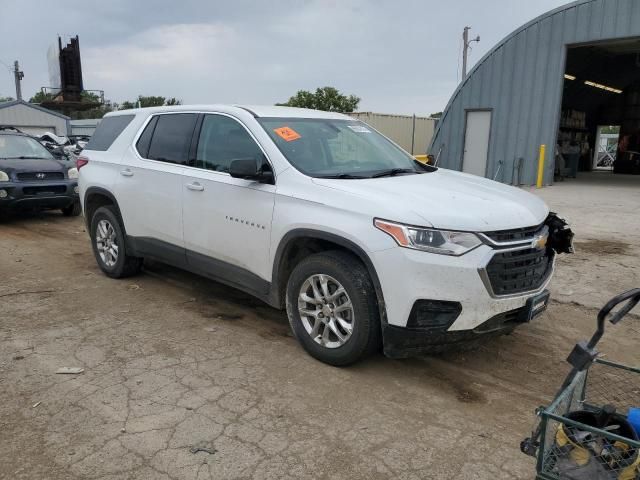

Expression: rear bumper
xmin=0 ymin=180 xmax=78 ymax=211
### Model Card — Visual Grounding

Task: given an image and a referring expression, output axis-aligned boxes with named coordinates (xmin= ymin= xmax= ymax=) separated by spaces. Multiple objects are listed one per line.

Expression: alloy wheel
xmin=297 ymin=274 xmax=355 ymax=348
xmin=95 ymin=219 xmax=118 ymax=267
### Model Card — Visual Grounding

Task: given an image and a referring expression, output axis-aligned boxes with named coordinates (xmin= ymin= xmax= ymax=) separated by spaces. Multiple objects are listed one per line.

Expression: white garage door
xmin=17 ymin=126 xmax=57 ymax=136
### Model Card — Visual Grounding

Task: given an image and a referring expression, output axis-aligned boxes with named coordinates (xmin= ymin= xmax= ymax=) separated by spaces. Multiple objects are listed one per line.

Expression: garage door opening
xmin=556 ymin=40 xmax=640 ymax=182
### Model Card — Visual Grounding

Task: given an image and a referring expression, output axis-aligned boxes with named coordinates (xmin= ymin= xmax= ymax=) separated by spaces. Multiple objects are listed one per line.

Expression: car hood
xmin=311 ymin=168 xmax=548 ymax=232
xmin=0 ymin=158 xmax=67 ymax=175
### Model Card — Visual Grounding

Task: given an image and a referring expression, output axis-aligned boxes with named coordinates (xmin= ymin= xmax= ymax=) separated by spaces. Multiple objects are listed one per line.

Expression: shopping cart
xmin=521 ymin=289 xmax=640 ymax=480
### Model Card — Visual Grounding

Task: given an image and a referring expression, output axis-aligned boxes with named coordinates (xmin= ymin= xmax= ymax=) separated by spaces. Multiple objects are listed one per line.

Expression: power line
xmin=0 ymin=59 xmax=13 ymax=72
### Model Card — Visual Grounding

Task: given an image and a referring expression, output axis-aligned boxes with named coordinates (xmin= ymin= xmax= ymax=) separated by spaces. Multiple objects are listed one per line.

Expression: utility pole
xmin=462 ymin=26 xmax=480 ymax=79
xmin=13 ymin=60 xmax=24 ymax=100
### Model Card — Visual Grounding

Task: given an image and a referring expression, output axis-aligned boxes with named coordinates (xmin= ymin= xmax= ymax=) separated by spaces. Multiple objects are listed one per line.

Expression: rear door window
xmin=85 ymin=115 xmax=134 ymax=151
xmin=147 ymin=113 xmax=197 ymax=164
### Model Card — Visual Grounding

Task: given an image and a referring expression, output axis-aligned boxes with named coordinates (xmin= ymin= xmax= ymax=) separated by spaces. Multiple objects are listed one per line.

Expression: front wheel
xmin=285 ymin=251 xmax=380 ymax=366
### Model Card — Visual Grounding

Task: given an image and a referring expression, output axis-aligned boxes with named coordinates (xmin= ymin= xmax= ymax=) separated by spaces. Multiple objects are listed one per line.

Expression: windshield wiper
xmin=371 ymin=168 xmax=418 ymax=178
xmin=315 ymin=173 xmax=367 ymax=179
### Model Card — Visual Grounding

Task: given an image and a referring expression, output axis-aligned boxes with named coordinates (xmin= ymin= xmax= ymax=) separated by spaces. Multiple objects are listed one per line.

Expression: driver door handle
xmin=120 ymin=168 xmax=134 ymax=177
xmin=186 ymin=182 xmax=204 ymax=192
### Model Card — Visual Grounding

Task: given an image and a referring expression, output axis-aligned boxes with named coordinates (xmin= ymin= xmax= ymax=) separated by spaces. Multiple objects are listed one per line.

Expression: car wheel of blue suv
xmin=62 ymin=201 xmax=82 ymax=217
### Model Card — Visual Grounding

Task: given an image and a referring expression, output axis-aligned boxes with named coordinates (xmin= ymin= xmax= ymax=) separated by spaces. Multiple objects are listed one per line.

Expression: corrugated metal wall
xmin=429 ymin=0 xmax=640 ymax=185
xmin=70 ymin=119 xmax=101 ymax=136
xmin=350 ymin=112 xmax=436 ymax=154
xmin=0 ymin=102 xmax=69 ymax=135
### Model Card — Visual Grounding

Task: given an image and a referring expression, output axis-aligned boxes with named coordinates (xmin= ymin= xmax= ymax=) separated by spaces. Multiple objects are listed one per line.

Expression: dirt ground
xmin=534 ymin=171 xmax=640 ymax=311
xmin=1 ymin=174 xmax=638 ymax=479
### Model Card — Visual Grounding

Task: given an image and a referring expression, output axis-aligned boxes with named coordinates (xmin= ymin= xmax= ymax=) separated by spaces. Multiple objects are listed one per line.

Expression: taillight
xmin=77 ymin=156 xmax=89 ymax=170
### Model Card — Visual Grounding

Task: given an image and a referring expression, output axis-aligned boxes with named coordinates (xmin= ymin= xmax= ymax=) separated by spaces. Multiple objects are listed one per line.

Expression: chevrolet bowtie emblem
xmin=36 ymin=173 xmax=46 ymax=179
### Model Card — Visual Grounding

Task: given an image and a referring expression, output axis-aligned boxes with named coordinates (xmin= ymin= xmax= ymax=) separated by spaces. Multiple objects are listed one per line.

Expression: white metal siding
xmin=70 ymin=119 xmax=101 ymax=136
xmin=0 ymin=103 xmax=68 ymax=135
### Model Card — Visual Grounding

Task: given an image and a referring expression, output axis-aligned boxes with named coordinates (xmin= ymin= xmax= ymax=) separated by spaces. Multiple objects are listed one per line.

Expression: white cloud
xmin=0 ymin=0 xmax=571 ymax=114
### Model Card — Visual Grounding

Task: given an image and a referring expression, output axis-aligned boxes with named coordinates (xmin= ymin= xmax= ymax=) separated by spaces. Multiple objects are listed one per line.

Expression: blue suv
xmin=0 ymin=126 xmax=80 ymax=216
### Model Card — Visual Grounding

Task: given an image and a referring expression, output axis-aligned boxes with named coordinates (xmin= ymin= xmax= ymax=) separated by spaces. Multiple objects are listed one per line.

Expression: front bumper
xmin=0 ymin=180 xmax=78 ymax=211
xmin=371 ymin=244 xmax=554 ymax=357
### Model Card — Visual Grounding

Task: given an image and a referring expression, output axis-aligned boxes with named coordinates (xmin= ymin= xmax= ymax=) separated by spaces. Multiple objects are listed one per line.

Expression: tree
xmin=277 ymin=87 xmax=360 ymax=112
xmin=601 ymin=125 xmax=620 ymax=134
xmin=27 ymin=90 xmax=114 ymax=119
xmin=119 ymin=95 xmax=182 ymax=110
xmin=0 ymin=96 xmax=13 ymax=103
xmin=429 ymin=111 xmax=443 ymax=119
xmin=29 ymin=91 xmax=55 ymax=103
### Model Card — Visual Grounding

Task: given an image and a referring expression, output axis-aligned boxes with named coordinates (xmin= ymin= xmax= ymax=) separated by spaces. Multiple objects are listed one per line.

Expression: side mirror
xmin=229 ymin=157 xmax=274 ymax=184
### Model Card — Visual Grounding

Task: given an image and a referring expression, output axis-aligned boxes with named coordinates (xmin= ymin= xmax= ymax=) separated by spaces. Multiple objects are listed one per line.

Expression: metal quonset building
xmin=429 ymin=0 xmax=640 ymax=185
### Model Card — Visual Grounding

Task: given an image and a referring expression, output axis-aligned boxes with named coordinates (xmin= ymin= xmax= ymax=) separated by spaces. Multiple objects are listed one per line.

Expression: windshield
xmin=0 ymin=134 xmax=54 ymax=160
xmin=258 ymin=118 xmax=435 ymax=178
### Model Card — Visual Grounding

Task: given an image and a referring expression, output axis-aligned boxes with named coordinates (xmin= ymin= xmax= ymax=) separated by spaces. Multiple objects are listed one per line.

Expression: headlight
xmin=0 ymin=171 xmax=8 ymax=182
xmin=374 ymin=219 xmax=482 ymax=256
xmin=67 ymin=167 xmax=79 ymax=179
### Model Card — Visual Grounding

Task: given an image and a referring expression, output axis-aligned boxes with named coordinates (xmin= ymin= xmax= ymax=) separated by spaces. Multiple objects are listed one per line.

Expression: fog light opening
xmin=74 ymin=186 xmax=79 ymax=194
xmin=406 ymin=300 xmax=462 ymax=331
xmin=0 ymin=189 xmax=7 ymax=198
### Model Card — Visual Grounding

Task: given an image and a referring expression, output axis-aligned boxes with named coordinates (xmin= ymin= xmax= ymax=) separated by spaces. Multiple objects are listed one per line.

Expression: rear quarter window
xmin=85 ymin=115 xmax=135 ymax=151
xmin=146 ymin=113 xmax=197 ymax=164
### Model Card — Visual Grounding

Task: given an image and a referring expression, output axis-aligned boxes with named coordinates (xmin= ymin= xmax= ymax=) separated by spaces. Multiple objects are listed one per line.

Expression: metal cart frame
xmin=522 ymin=289 xmax=640 ymax=480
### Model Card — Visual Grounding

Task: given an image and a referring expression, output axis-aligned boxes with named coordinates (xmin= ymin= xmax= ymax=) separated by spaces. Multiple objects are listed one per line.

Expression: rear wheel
xmin=89 ymin=206 xmax=142 ymax=278
xmin=286 ymin=251 xmax=380 ymax=366
xmin=62 ymin=201 xmax=81 ymax=217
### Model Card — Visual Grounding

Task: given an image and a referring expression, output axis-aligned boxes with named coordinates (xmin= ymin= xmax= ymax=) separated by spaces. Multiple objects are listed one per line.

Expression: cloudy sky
xmin=1 ymin=0 xmax=569 ymax=115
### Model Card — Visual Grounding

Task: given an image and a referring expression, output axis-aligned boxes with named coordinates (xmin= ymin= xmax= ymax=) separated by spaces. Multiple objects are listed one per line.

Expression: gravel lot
xmin=1 ymin=173 xmax=638 ymax=479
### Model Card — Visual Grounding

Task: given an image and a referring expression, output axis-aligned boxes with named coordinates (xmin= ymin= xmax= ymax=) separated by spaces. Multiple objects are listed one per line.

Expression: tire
xmin=285 ymin=251 xmax=381 ymax=366
xmin=62 ymin=201 xmax=82 ymax=217
xmin=89 ymin=205 xmax=142 ymax=278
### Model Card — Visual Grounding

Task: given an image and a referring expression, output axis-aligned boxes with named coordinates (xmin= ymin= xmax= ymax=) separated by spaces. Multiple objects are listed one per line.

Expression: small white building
xmin=70 ymin=118 xmax=101 ymax=136
xmin=0 ymin=100 xmax=70 ymax=136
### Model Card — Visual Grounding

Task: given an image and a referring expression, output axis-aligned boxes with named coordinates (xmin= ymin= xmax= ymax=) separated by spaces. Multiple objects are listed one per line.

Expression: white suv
xmin=78 ymin=105 xmax=573 ymax=365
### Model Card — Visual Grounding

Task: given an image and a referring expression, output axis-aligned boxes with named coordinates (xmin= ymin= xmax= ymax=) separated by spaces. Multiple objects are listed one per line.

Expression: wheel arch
xmin=83 ymin=187 xmax=125 ymax=233
xmin=270 ymin=229 xmax=387 ymax=323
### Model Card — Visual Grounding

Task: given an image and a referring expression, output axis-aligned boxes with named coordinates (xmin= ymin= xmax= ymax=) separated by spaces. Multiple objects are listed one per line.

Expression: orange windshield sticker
xmin=274 ymin=126 xmax=301 ymax=142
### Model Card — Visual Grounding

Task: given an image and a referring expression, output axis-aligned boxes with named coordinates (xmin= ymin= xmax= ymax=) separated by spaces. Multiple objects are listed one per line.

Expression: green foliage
xmin=25 ymin=91 xmax=183 ymax=119
xmin=600 ymin=125 xmax=620 ymax=134
xmin=119 ymin=95 xmax=183 ymax=110
xmin=80 ymin=91 xmax=102 ymax=103
xmin=0 ymin=96 xmax=13 ymax=103
xmin=71 ymin=104 xmax=113 ymax=120
xmin=29 ymin=91 xmax=55 ymax=103
xmin=429 ymin=111 xmax=443 ymax=119
xmin=277 ymin=87 xmax=360 ymax=112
